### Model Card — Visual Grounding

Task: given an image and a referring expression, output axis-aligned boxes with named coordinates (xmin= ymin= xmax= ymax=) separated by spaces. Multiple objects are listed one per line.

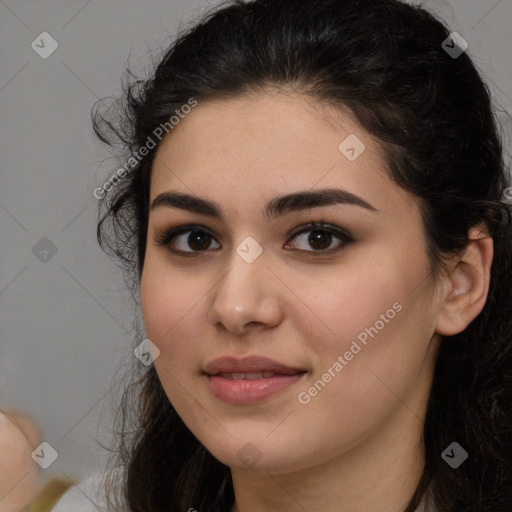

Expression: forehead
xmin=149 ymin=92 xmax=417 ymax=224
xmin=154 ymin=91 xmax=380 ymax=167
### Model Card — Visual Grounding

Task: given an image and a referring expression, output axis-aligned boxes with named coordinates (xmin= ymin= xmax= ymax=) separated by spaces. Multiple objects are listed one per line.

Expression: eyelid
xmin=153 ymin=221 xmax=354 ymax=255
xmin=287 ymin=221 xmax=352 ymax=242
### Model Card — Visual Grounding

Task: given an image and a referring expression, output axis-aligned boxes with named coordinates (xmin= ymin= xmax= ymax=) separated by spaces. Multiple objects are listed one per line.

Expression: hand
xmin=0 ymin=410 xmax=43 ymax=512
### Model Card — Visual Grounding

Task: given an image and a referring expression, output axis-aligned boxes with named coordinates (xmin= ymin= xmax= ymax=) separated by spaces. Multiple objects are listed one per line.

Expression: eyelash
xmin=153 ymin=221 xmax=354 ymax=257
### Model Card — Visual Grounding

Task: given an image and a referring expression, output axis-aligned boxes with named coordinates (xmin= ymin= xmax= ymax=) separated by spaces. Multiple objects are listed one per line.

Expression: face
xmin=140 ymin=91 xmax=442 ymax=474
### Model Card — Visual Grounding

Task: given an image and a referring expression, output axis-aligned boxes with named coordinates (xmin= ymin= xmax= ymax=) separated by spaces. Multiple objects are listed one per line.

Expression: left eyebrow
xmin=150 ymin=187 xmax=378 ymax=221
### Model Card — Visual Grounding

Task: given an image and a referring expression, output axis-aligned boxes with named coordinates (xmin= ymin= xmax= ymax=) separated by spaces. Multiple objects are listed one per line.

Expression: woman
xmin=50 ymin=0 xmax=512 ymax=510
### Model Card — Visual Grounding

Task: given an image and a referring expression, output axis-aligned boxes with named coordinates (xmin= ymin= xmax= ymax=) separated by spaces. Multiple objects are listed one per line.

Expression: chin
xmin=201 ymin=436 xmax=307 ymax=474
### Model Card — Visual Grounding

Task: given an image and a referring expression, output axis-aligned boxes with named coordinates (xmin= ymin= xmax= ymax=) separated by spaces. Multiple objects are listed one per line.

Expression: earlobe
xmin=435 ymin=225 xmax=494 ymax=337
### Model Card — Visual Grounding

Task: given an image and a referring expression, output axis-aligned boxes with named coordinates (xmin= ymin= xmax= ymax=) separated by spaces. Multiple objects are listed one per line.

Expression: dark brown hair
xmin=93 ymin=0 xmax=512 ymax=510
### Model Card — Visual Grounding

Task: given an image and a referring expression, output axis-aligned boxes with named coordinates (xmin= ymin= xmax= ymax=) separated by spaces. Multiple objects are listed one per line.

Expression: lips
xmin=218 ymin=371 xmax=277 ymax=380
xmin=203 ymin=355 xmax=307 ymax=404
xmin=203 ymin=355 xmax=306 ymax=376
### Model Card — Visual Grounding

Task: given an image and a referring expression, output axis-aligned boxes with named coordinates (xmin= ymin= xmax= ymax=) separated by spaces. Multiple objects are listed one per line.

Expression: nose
xmin=206 ymin=245 xmax=284 ymax=336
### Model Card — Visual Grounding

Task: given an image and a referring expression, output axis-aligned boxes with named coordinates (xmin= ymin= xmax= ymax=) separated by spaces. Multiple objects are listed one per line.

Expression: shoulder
xmin=50 ymin=470 xmax=124 ymax=512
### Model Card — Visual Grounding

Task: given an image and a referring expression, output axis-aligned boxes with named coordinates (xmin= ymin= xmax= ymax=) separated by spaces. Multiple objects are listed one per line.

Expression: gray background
xmin=1 ymin=0 xmax=511 ymax=483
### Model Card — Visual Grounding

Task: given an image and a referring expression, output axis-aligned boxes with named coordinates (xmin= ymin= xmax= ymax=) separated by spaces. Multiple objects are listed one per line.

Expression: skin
xmin=0 ymin=410 xmax=42 ymax=512
xmin=140 ymin=91 xmax=493 ymax=512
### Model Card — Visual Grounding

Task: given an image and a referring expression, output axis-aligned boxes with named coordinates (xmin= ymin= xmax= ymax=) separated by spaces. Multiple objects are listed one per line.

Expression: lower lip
xmin=206 ymin=373 xmax=306 ymax=404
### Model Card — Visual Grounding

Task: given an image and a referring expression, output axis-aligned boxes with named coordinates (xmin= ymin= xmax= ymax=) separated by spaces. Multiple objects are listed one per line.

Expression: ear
xmin=435 ymin=223 xmax=494 ymax=337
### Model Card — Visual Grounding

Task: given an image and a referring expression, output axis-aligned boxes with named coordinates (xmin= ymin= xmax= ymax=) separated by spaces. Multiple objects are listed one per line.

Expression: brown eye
xmin=308 ymin=230 xmax=333 ymax=250
xmin=285 ymin=222 xmax=353 ymax=253
xmin=154 ymin=226 xmax=220 ymax=254
xmin=187 ymin=231 xmax=213 ymax=251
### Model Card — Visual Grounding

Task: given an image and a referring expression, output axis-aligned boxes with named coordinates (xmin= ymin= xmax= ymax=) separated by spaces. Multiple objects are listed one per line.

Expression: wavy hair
xmin=92 ymin=0 xmax=512 ymax=510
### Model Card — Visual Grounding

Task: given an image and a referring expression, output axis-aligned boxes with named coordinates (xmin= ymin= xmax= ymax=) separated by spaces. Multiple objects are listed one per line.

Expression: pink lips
xmin=203 ymin=355 xmax=307 ymax=404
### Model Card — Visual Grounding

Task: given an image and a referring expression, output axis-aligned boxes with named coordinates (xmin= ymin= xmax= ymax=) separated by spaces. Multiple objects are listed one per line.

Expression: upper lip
xmin=203 ymin=355 xmax=306 ymax=375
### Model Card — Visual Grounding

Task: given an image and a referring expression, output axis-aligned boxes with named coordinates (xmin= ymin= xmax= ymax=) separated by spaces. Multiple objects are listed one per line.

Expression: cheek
xmin=295 ymin=255 xmax=428 ymax=400
xmin=140 ymin=267 xmax=205 ymax=414
xmin=296 ymin=261 xmax=400 ymax=357
xmin=140 ymin=263 xmax=180 ymax=342
xmin=140 ymin=261 xmax=210 ymax=369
